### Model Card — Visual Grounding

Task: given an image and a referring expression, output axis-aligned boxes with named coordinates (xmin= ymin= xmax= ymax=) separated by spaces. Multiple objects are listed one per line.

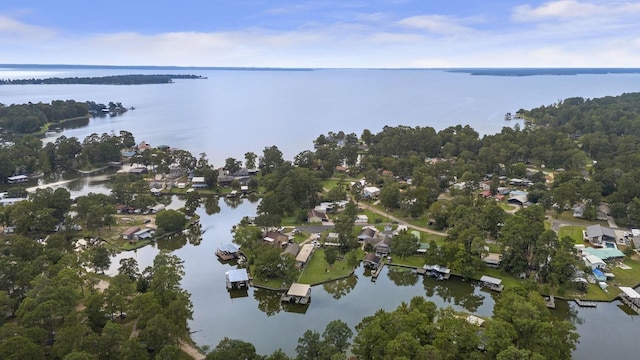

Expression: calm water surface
xmin=4 ymin=67 xmax=640 ymax=358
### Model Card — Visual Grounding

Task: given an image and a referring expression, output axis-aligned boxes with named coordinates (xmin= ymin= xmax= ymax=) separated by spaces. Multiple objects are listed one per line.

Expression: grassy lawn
xmin=390 ymin=255 xmax=425 ymax=268
xmin=474 ymin=267 xmax=522 ymax=289
xmin=498 ymin=202 xmax=516 ymax=211
xmin=610 ymin=258 xmax=640 ymax=287
xmin=298 ymin=248 xmax=363 ymax=285
xmin=321 ymin=179 xmax=341 ymax=191
xmin=558 ymin=225 xmax=586 ymax=244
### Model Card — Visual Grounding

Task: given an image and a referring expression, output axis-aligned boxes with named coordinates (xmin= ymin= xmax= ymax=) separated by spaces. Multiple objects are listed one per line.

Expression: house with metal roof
xmin=584 ymin=224 xmax=617 ymax=247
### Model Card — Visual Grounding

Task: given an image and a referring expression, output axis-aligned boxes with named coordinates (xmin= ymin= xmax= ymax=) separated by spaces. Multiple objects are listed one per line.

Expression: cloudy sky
xmin=1 ymin=0 xmax=639 ymax=67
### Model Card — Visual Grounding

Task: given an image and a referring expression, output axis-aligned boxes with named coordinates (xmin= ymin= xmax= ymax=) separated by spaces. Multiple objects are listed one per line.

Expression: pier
xmin=574 ymin=299 xmax=597 ymax=307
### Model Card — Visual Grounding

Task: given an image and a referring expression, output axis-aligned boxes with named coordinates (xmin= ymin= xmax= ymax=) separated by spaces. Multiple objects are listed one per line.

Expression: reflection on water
xmin=322 ymin=275 xmax=358 ymax=300
xmin=386 ymin=266 xmax=419 ymax=287
xmin=254 ymin=288 xmax=285 ymax=316
xmin=50 ymin=178 xmax=640 ymax=358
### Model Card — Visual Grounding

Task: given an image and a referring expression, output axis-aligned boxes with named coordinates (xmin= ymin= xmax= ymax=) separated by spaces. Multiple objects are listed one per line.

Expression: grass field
xmin=298 ymin=248 xmax=363 ymax=285
xmin=558 ymin=225 xmax=586 ymax=244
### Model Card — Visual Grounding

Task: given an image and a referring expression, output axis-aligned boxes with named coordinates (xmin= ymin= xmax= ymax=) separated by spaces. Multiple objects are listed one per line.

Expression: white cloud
xmin=397 ymin=15 xmax=476 ymax=35
xmin=512 ymin=0 xmax=640 ymax=22
xmin=0 ymin=15 xmax=55 ymax=40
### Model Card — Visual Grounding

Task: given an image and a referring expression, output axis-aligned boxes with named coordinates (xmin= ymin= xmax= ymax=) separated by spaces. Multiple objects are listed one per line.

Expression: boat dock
xmin=575 ymin=299 xmax=597 ymax=307
xmin=544 ymin=295 xmax=556 ymax=309
xmin=371 ymin=263 xmax=385 ymax=281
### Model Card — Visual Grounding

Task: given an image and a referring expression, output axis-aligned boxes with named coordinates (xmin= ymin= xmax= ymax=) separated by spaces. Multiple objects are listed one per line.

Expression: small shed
xmin=225 ymin=269 xmax=250 ymax=289
xmin=363 ymin=186 xmax=380 ymax=198
xmin=281 ymin=283 xmax=311 ymax=304
xmin=355 ymin=215 xmax=369 ymax=224
xmin=480 ymin=275 xmax=504 ymax=292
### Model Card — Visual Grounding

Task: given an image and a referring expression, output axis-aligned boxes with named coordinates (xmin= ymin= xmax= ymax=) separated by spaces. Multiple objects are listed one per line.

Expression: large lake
xmin=3 ymin=67 xmax=640 ymax=358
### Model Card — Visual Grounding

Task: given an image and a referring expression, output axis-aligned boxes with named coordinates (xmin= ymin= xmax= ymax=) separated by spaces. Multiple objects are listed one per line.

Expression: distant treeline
xmin=0 ymin=74 xmax=206 ymax=85
xmin=0 ymin=100 xmax=124 ymax=134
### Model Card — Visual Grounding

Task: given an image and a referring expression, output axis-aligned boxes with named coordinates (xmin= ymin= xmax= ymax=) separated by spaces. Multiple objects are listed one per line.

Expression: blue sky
xmin=1 ymin=0 xmax=639 ymax=67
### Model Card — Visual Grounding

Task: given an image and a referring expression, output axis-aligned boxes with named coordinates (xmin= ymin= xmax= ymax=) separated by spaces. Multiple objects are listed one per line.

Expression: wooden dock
xmin=544 ymin=295 xmax=555 ymax=309
xmin=575 ymin=299 xmax=597 ymax=307
xmin=371 ymin=263 xmax=385 ymax=281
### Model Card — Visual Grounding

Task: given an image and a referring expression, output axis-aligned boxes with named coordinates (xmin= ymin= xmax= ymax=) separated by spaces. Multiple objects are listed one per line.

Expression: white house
xmin=363 ymin=186 xmax=380 ymax=198
xmin=583 ymin=254 xmax=606 ymax=270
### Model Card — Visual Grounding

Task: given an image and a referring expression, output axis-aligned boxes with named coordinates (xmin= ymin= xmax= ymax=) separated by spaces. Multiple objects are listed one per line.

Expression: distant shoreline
xmin=3 ymin=64 xmax=640 ymax=76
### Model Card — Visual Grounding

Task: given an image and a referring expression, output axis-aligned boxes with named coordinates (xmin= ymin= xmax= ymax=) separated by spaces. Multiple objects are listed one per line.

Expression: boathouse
xmin=216 ymin=243 xmax=242 ymax=261
xmin=618 ymin=287 xmax=640 ymax=313
xmin=480 ymin=275 xmax=504 ymax=292
xmin=423 ymin=264 xmax=451 ymax=280
xmin=225 ymin=268 xmax=250 ymax=289
xmin=281 ymin=283 xmax=311 ymax=304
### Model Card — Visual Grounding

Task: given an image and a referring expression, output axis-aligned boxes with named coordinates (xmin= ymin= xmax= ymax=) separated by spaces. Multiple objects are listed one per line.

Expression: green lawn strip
xmin=321 ymin=179 xmax=340 ymax=191
xmin=498 ymin=202 xmax=515 ymax=211
xmin=474 ymin=267 xmax=522 ymax=289
xmin=298 ymin=248 xmax=360 ymax=285
xmin=557 ymin=225 xmax=586 ymax=244
xmin=281 ymin=216 xmax=298 ymax=226
xmin=389 ymin=255 xmax=425 ymax=268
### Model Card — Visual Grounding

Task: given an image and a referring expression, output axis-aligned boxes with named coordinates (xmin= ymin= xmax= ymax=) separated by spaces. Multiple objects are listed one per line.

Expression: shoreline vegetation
xmin=0 ymin=74 xmax=207 ymax=85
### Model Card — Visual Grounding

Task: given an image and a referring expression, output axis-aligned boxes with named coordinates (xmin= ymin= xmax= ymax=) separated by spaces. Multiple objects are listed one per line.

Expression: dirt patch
xmin=179 ymin=340 xmax=205 ymax=360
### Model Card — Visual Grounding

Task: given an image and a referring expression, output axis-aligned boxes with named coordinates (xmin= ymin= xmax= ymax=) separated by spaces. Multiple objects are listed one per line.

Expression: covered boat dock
xmin=480 ymin=275 xmax=504 ymax=292
xmin=225 ymin=268 xmax=250 ymax=289
xmin=281 ymin=283 xmax=311 ymax=304
xmin=618 ymin=287 xmax=640 ymax=313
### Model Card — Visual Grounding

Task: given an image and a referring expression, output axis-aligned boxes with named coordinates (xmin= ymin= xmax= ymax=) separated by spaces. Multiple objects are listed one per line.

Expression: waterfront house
xmin=584 ymin=225 xmax=617 ymax=247
xmin=295 ymin=244 xmax=315 ymax=268
xmin=480 ymin=275 xmax=504 ymax=292
xmin=264 ymin=231 xmax=289 ymax=247
xmin=363 ymin=253 xmax=381 ymax=269
xmin=225 ymin=268 xmax=250 ymax=289
xmin=122 ymin=226 xmax=141 ymax=241
xmin=281 ymin=283 xmax=311 ymax=304
xmin=217 ymin=175 xmax=234 ymax=187
xmin=133 ymin=228 xmax=153 ymax=241
xmin=191 ymin=176 xmax=207 ymax=189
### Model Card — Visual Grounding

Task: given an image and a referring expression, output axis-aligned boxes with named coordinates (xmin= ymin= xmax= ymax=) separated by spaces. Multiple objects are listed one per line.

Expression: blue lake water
xmin=3 ymin=66 xmax=640 ymax=358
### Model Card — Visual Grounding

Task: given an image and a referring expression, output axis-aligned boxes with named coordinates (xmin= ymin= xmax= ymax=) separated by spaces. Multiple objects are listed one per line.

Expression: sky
xmin=1 ymin=0 xmax=639 ymax=68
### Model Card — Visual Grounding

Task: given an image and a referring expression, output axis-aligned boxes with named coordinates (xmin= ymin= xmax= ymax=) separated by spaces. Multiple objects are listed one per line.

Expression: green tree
xmin=155 ymin=209 xmax=187 ymax=233
xmin=206 ymin=337 xmax=261 ymax=360
xmin=322 ymin=320 xmax=353 ymax=353
xmin=391 ymin=230 xmax=419 ymax=258
xmin=0 ymin=335 xmax=45 ymax=360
